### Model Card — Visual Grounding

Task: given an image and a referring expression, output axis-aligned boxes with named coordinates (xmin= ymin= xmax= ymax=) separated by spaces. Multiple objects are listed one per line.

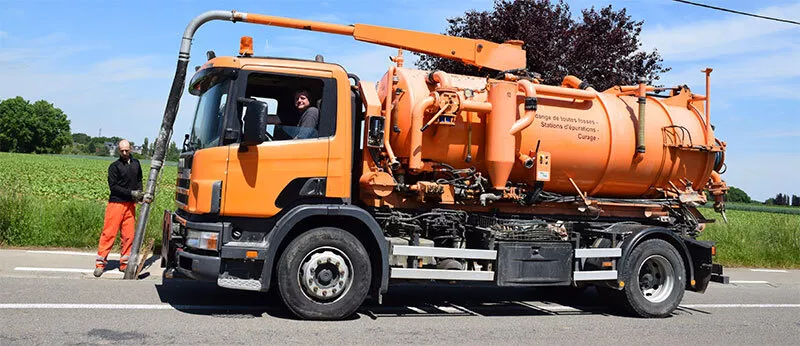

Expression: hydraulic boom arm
xmin=240 ymin=12 xmax=527 ymax=71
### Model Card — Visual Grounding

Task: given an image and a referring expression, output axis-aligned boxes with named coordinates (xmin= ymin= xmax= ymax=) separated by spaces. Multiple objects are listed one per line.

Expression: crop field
xmin=1 ymin=152 xmax=798 ymax=267
xmin=0 ymin=152 xmax=176 ymax=248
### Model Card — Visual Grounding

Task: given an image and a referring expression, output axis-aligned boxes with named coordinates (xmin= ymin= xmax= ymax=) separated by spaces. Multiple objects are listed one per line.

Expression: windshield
xmin=189 ymin=80 xmax=230 ymax=150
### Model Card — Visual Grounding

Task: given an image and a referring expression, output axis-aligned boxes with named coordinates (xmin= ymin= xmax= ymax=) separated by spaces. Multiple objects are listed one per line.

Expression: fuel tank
xmin=376 ymin=68 xmax=720 ymax=198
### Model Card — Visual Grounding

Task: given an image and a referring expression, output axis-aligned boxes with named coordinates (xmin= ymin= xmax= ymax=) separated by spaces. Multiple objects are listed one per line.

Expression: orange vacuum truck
xmin=134 ymin=10 xmax=731 ymax=320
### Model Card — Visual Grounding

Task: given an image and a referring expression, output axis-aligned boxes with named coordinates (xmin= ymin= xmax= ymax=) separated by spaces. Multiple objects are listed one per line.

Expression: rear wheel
xmin=277 ymin=227 xmax=371 ymax=320
xmin=620 ymin=239 xmax=685 ymax=317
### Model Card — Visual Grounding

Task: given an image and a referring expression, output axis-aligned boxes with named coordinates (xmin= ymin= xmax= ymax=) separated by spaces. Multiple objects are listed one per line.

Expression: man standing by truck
xmin=93 ymin=139 xmax=147 ymax=277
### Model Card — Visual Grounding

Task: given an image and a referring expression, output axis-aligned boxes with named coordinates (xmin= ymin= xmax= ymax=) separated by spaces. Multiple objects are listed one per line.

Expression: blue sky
xmin=0 ymin=0 xmax=797 ymax=201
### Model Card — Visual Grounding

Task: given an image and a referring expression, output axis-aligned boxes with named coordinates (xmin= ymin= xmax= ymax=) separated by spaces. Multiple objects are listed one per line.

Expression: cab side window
xmin=241 ymin=73 xmax=337 ymax=141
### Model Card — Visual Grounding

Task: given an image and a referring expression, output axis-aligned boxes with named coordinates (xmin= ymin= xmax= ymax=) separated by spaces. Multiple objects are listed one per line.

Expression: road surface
xmin=0 ymin=249 xmax=798 ymax=344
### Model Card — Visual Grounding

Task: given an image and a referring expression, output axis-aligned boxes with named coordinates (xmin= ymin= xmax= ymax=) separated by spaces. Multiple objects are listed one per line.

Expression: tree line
xmin=765 ymin=194 xmax=800 ymax=207
xmin=0 ymin=96 xmax=179 ymax=161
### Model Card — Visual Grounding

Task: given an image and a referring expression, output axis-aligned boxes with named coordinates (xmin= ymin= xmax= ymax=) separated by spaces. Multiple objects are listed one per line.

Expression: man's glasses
xmin=120 ymin=150 xmax=130 ymax=153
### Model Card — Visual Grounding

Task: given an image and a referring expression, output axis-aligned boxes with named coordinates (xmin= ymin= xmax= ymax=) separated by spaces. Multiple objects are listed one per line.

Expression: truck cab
xmin=164 ymin=53 xmax=391 ymax=320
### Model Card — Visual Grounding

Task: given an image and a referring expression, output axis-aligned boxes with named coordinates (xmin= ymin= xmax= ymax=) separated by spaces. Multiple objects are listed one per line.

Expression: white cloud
xmin=0 ymin=31 xmax=176 ymax=146
xmin=641 ymin=3 xmax=800 ymax=61
xmin=89 ymin=56 xmax=171 ymax=82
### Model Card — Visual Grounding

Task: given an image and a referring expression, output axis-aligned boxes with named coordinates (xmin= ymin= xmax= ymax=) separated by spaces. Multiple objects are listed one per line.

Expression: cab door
xmin=222 ymin=65 xmax=338 ymax=218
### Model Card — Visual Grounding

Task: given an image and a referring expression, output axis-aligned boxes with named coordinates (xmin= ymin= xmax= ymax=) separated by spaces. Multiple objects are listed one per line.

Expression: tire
xmin=620 ymin=239 xmax=685 ymax=317
xmin=277 ymin=227 xmax=372 ymax=320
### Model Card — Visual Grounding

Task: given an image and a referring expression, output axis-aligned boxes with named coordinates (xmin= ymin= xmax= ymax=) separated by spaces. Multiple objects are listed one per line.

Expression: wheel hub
xmin=637 ymin=255 xmax=674 ymax=303
xmin=299 ymin=249 xmax=351 ymax=301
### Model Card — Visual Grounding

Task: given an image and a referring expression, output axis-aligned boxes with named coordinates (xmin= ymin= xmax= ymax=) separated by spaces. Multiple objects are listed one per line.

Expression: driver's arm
xmin=266 ymin=115 xmax=282 ymax=125
xmin=293 ymin=107 xmax=319 ymax=139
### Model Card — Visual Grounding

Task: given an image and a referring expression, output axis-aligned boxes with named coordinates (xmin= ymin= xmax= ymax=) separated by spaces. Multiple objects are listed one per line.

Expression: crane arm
xmin=240 ymin=12 xmax=527 ymax=71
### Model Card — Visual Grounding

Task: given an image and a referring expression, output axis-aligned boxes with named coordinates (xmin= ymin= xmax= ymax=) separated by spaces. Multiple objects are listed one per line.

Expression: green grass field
xmin=699 ymin=208 xmax=800 ymax=268
xmin=0 ymin=152 xmax=176 ymax=249
xmin=1 ymin=152 xmax=798 ymax=268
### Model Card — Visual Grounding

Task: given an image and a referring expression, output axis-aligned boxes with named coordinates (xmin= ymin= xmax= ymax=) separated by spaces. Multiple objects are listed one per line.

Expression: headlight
xmin=185 ymin=230 xmax=218 ymax=250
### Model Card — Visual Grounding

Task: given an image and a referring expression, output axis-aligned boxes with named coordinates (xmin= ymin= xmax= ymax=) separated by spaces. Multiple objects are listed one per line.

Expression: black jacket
xmin=108 ymin=157 xmax=143 ymax=203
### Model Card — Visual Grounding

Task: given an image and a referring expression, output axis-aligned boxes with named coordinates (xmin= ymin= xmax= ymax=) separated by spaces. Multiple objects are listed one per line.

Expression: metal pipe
xmin=533 ymin=84 xmax=595 ymax=101
xmin=460 ymin=100 xmax=493 ymax=113
xmin=518 ymin=153 xmax=534 ymax=169
xmin=509 ymin=79 xmax=537 ymax=135
xmin=125 ymin=10 xmax=246 ymax=279
xmin=465 ymin=112 xmax=473 ymax=163
xmin=703 ymin=68 xmax=713 ymax=146
xmin=479 ymin=193 xmax=502 ymax=206
xmin=636 ymin=77 xmax=647 ymax=154
xmin=560 ymin=75 xmax=589 ymax=89
xmin=409 ymin=96 xmax=436 ymax=172
xmin=427 ymin=71 xmax=453 ymax=87
xmin=383 ymin=66 xmax=399 ymax=168
xmin=391 ymin=88 xmax=405 ymax=133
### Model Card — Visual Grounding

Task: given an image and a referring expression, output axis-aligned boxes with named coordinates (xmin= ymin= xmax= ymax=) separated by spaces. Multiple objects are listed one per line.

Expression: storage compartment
xmin=495 ymin=242 xmax=572 ymax=286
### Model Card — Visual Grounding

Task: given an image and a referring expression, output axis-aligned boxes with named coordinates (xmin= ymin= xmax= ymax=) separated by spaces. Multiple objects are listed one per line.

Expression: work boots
xmin=93 ymin=265 xmax=104 ymax=278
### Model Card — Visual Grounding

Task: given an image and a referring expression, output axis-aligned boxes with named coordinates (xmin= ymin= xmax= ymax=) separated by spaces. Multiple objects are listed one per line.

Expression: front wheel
xmin=620 ymin=239 xmax=685 ymax=317
xmin=277 ymin=227 xmax=371 ymax=320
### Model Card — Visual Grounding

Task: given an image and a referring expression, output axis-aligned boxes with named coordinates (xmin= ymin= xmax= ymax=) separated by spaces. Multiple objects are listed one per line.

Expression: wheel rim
xmin=637 ymin=255 xmax=674 ymax=303
xmin=298 ymin=246 xmax=352 ymax=303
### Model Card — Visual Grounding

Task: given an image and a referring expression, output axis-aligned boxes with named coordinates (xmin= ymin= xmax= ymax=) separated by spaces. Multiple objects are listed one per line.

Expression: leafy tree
xmin=72 ymin=133 xmax=91 ymax=145
xmin=764 ymin=198 xmax=775 ymax=205
xmin=142 ymin=137 xmax=149 ymax=157
xmin=166 ymin=141 xmax=180 ymax=162
xmin=415 ymin=0 xmax=669 ymax=90
xmin=726 ymin=186 xmax=751 ymax=203
xmin=774 ymin=193 xmax=789 ymax=206
xmin=0 ymin=97 xmax=71 ymax=154
xmin=792 ymin=195 xmax=799 ymax=207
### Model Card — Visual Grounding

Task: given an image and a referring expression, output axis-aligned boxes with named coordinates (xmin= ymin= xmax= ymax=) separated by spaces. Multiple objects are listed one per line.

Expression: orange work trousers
xmin=96 ymin=201 xmax=136 ymax=269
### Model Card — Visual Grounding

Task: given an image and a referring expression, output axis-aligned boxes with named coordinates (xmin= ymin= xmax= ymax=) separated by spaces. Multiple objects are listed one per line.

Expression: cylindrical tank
xmin=377 ymin=68 xmax=717 ymax=198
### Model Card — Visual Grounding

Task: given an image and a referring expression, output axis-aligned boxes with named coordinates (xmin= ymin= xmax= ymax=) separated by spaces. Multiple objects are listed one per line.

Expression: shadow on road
xmin=155 ymin=275 xmax=632 ymax=320
xmin=361 ymin=282 xmax=626 ymax=319
xmin=154 ymin=276 xmax=294 ymax=319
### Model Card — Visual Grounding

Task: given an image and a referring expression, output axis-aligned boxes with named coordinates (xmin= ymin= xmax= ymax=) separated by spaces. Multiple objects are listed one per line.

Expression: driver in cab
xmin=269 ymin=88 xmax=319 ymax=140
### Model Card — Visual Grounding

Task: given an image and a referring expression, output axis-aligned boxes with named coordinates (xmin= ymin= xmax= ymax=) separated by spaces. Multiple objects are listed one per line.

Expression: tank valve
xmin=479 ymin=193 xmax=502 ymax=206
xmin=518 ymin=154 xmax=534 ymax=169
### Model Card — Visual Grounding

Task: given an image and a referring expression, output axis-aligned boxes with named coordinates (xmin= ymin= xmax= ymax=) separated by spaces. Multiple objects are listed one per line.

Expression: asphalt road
xmin=1 ymin=249 xmax=799 ymax=345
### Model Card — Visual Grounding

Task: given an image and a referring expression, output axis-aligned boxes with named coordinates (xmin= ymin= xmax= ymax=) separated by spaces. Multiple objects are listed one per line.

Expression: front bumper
xmin=174 ymin=249 xmax=221 ymax=282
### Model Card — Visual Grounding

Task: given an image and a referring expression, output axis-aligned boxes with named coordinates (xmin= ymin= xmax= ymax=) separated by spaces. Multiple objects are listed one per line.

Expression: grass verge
xmin=699 ymin=208 xmax=800 ymax=268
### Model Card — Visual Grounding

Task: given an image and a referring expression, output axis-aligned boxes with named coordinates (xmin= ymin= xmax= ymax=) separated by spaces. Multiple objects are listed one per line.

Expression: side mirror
xmin=240 ymin=97 xmax=268 ymax=147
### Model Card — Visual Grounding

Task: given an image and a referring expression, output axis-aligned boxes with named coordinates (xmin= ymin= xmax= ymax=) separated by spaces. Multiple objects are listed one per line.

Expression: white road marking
xmin=0 ymin=304 xmax=270 ymax=310
xmin=448 ymin=303 xmax=482 ymax=316
xmin=14 ymin=267 xmax=123 ymax=275
xmin=749 ymin=269 xmax=788 ymax=273
xmin=682 ymin=304 xmax=800 ymax=308
xmin=406 ymin=306 xmax=428 ymax=314
xmin=0 ymin=303 xmax=797 ymax=311
xmin=26 ymin=250 xmax=119 ymax=258
xmin=433 ymin=305 xmax=464 ymax=314
xmin=730 ymin=280 xmax=770 ymax=284
xmin=517 ymin=301 xmax=582 ymax=312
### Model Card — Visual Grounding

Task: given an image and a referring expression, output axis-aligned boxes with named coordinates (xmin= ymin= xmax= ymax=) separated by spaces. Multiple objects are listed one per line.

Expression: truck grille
xmin=177 ymin=178 xmax=190 ymax=189
xmin=176 ymin=191 xmax=189 ymax=205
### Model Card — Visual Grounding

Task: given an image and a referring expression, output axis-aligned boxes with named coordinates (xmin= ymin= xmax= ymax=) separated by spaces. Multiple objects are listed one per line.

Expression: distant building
xmin=104 ymin=142 xmax=116 ymax=156
xmin=103 ymin=142 xmax=142 ymax=156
